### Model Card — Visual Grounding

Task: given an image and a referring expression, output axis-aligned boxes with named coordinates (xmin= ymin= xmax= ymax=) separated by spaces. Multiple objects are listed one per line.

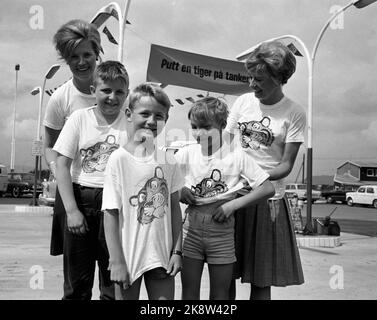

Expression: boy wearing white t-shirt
xmin=102 ymin=83 xmax=183 ymax=300
xmin=174 ymin=97 xmax=275 ymax=300
xmin=53 ymin=61 xmax=129 ymax=300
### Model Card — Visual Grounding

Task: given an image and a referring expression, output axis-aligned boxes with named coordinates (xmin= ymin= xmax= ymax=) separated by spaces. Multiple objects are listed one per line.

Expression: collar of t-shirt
xmin=89 ymin=106 xmax=124 ymax=128
xmin=259 ymin=95 xmax=288 ymax=110
xmin=70 ymin=78 xmax=95 ymax=98
xmin=121 ymin=146 xmax=156 ymax=163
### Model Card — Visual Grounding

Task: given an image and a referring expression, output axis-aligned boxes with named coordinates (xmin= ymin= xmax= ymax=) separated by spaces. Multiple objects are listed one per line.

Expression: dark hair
xmin=93 ymin=60 xmax=129 ymax=87
xmin=53 ymin=19 xmax=103 ymax=62
xmin=128 ymin=83 xmax=171 ymax=112
xmin=188 ymin=97 xmax=229 ymax=129
xmin=245 ymin=41 xmax=296 ymax=85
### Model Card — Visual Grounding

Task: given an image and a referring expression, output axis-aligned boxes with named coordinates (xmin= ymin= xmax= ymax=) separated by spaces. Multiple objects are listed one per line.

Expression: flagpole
xmin=11 ymin=64 xmax=20 ymax=172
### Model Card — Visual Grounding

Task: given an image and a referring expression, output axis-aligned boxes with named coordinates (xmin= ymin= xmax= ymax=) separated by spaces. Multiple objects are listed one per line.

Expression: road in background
xmin=1 ymin=204 xmax=377 ymax=300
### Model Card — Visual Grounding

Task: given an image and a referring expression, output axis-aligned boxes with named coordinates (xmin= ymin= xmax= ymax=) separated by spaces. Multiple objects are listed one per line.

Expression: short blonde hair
xmin=128 ymin=83 xmax=171 ymax=112
xmin=93 ymin=61 xmax=129 ymax=88
xmin=188 ymin=97 xmax=229 ymax=130
xmin=245 ymin=41 xmax=296 ymax=85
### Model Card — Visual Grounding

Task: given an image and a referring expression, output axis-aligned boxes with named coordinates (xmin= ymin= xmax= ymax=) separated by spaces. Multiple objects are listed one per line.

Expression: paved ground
xmin=0 ymin=205 xmax=376 ymax=300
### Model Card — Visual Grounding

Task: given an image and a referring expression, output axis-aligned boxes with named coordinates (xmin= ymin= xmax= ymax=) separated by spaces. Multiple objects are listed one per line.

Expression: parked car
xmin=0 ymin=165 xmax=8 ymax=197
xmin=321 ymin=189 xmax=347 ymax=204
xmin=346 ymin=185 xmax=377 ymax=208
xmin=6 ymin=172 xmax=42 ymax=198
xmin=285 ymin=183 xmax=322 ymax=203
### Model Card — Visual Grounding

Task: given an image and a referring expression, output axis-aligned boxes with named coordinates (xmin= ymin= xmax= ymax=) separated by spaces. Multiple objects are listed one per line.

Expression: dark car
xmin=6 ymin=173 xmax=42 ymax=198
xmin=321 ymin=189 xmax=347 ymax=204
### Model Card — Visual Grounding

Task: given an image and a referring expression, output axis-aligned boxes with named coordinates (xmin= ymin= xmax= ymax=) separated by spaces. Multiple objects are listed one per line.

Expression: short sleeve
xmin=286 ymin=106 xmax=306 ymax=143
xmin=225 ymin=95 xmax=243 ymax=134
xmin=174 ymin=146 xmax=188 ymax=165
xmin=174 ymin=146 xmax=189 ymax=179
xmin=170 ymin=162 xmax=185 ymax=194
xmin=43 ymin=91 xmax=66 ymax=130
xmin=239 ymin=150 xmax=270 ymax=189
xmin=52 ymin=110 xmax=80 ymax=159
xmin=102 ymin=152 xmax=122 ymax=211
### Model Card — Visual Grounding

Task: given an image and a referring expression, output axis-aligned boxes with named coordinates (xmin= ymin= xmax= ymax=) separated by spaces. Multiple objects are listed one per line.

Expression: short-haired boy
xmin=53 ymin=60 xmax=129 ymax=299
xmin=175 ymin=97 xmax=275 ymax=300
xmin=102 ymin=83 xmax=183 ymax=300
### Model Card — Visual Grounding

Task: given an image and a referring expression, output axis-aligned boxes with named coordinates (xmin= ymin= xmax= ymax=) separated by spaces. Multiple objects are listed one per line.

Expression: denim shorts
xmin=182 ymin=207 xmax=236 ymax=265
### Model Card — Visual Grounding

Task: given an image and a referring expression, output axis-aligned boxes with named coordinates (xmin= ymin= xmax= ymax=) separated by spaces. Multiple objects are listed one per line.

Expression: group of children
xmin=53 ymin=56 xmax=275 ymax=300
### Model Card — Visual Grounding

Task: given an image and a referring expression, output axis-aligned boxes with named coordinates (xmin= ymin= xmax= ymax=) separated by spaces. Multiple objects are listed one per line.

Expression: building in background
xmin=334 ymin=161 xmax=377 ymax=190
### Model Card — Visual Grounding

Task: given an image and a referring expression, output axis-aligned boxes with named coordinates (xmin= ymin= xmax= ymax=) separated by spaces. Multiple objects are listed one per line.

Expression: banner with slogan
xmin=146 ymin=44 xmax=251 ymax=96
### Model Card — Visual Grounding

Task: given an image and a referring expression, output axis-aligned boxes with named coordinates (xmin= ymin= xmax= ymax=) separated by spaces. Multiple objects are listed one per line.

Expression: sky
xmin=0 ymin=0 xmax=376 ymax=181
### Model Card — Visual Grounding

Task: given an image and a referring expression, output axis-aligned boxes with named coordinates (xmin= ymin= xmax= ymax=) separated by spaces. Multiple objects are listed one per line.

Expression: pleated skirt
xmin=233 ymin=196 xmax=304 ymax=287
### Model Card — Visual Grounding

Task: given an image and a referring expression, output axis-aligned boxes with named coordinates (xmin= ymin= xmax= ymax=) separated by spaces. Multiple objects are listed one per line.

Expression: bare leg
xmin=181 ymin=257 xmax=204 ymax=300
xmin=208 ymin=263 xmax=233 ymax=300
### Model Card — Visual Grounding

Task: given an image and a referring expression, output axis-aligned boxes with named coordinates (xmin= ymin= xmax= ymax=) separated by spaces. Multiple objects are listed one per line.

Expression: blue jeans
xmin=62 ymin=184 xmax=114 ymax=300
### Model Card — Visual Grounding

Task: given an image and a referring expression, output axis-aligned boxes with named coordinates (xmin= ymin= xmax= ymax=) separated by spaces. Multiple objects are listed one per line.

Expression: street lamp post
xmin=306 ymin=0 xmax=376 ymax=233
xmin=30 ymin=64 xmax=60 ymax=206
xmin=10 ymin=64 xmax=20 ymax=173
xmin=90 ymin=0 xmax=132 ymax=63
xmin=236 ymin=0 xmax=376 ymax=234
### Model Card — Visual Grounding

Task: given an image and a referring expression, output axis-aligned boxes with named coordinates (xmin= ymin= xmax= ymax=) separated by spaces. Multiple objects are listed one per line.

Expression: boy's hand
xmin=180 ymin=187 xmax=197 ymax=205
xmin=166 ymin=253 xmax=182 ymax=277
xmin=66 ymin=209 xmax=89 ymax=235
xmin=109 ymin=261 xmax=130 ymax=289
xmin=212 ymin=203 xmax=235 ymax=223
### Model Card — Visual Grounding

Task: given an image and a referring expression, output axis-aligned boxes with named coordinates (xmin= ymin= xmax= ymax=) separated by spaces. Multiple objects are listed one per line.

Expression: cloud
xmin=1 ymin=116 xmax=37 ymax=141
xmin=361 ymin=120 xmax=377 ymax=146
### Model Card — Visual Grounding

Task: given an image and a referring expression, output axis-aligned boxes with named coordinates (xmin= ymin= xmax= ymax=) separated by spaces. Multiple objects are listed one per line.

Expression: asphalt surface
xmin=1 ymin=200 xmax=377 ymax=300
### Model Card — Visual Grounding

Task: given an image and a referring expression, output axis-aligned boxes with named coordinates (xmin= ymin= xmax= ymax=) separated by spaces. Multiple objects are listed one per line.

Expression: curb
xmin=0 ymin=204 xmax=53 ymax=215
xmin=296 ymin=234 xmax=341 ymax=248
xmin=15 ymin=205 xmax=53 ymax=214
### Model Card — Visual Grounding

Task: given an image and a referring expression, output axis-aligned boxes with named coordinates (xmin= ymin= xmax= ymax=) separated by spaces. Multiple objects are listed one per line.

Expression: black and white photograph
xmin=0 ymin=0 xmax=376 ymax=306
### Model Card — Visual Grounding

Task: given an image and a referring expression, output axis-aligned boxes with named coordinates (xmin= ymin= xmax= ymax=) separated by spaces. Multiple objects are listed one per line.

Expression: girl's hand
xmin=166 ymin=253 xmax=182 ymax=277
xmin=212 ymin=203 xmax=235 ymax=223
xmin=66 ymin=209 xmax=89 ymax=235
xmin=180 ymin=187 xmax=197 ymax=205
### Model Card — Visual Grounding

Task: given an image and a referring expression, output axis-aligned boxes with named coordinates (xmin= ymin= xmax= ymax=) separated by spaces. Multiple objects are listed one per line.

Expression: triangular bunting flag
xmin=103 ymin=26 xmax=118 ymax=45
xmin=287 ymin=43 xmax=303 ymax=57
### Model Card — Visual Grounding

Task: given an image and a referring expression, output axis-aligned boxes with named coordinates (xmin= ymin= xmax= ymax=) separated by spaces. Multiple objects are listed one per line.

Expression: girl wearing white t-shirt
xmin=175 ymin=97 xmax=275 ymax=300
xmin=226 ymin=41 xmax=306 ymax=300
xmin=44 ymin=20 xmax=103 ymax=258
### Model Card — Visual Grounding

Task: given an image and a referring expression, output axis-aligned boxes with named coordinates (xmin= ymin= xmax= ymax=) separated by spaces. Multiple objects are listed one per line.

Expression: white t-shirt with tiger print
xmin=225 ymin=93 xmax=306 ymax=198
xmin=43 ymin=79 xmax=96 ymax=131
xmin=53 ymin=106 xmax=128 ymax=188
xmin=101 ymin=147 xmax=183 ymax=286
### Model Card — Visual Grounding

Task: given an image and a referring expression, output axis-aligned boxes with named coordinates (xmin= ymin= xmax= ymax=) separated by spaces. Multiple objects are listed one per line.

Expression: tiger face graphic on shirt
xmin=238 ymin=116 xmax=274 ymax=150
xmin=129 ymin=166 xmax=169 ymax=225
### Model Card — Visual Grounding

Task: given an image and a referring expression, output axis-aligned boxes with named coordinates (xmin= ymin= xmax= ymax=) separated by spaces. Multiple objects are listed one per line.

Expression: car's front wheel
xmin=12 ymin=187 xmax=21 ymax=198
xmin=347 ymin=197 xmax=354 ymax=207
xmin=327 ymin=196 xmax=334 ymax=204
xmin=373 ymin=200 xmax=377 ymax=209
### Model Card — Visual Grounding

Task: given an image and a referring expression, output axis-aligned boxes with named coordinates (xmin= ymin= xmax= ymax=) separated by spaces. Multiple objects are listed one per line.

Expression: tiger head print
xmin=80 ymin=135 xmax=119 ymax=173
xmin=191 ymin=169 xmax=228 ymax=198
xmin=238 ymin=116 xmax=274 ymax=150
xmin=129 ymin=167 xmax=169 ymax=225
